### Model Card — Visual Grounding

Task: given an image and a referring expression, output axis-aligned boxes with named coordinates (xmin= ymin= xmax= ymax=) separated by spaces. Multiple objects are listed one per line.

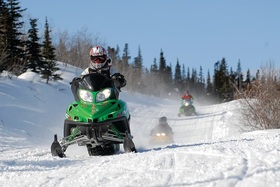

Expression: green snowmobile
xmin=178 ymin=99 xmax=197 ymax=117
xmin=51 ymin=73 xmax=136 ymax=157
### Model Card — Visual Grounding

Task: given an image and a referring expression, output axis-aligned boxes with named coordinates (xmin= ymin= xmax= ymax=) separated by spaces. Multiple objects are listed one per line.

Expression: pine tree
xmin=131 ymin=46 xmax=143 ymax=91
xmin=150 ymin=58 xmax=158 ymax=74
xmin=165 ymin=63 xmax=173 ymax=92
xmin=120 ymin=43 xmax=133 ymax=90
xmin=158 ymin=50 xmax=170 ymax=95
xmin=174 ymin=59 xmax=182 ymax=91
xmin=133 ymin=46 xmax=143 ymax=80
xmin=41 ymin=17 xmax=61 ymax=83
xmin=181 ymin=64 xmax=186 ymax=80
xmin=229 ymin=67 xmax=236 ymax=99
xmin=158 ymin=49 xmax=166 ymax=74
xmin=206 ymin=70 xmax=213 ymax=94
xmin=121 ymin=43 xmax=130 ymax=73
xmin=183 ymin=67 xmax=191 ymax=91
xmin=213 ymin=58 xmax=231 ymax=101
xmin=0 ymin=0 xmax=9 ymax=72
xmin=245 ymin=69 xmax=251 ymax=91
xmin=24 ymin=18 xmax=42 ymax=73
xmin=148 ymin=58 xmax=160 ymax=96
xmin=190 ymin=68 xmax=197 ymax=90
xmin=1 ymin=0 xmax=25 ymax=74
xmin=199 ymin=66 xmax=204 ymax=83
xmin=236 ymin=60 xmax=243 ymax=90
xmin=197 ymin=66 xmax=206 ymax=96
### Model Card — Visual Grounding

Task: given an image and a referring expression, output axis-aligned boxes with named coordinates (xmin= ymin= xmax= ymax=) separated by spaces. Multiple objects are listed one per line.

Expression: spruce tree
xmin=245 ymin=69 xmax=251 ymax=91
xmin=41 ymin=17 xmax=61 ymax=83
xmin=213 ymin=60 xmax=222 ymax=100
xmin=174 ymin=59 xmax=182 ymax=91
xmin=199 ymin=66 xmax=204 ymax=83
xmin=190 ymin=68 xmax=197 ymax=90
xmin=206 ymin=70 xmax=213 ymax=95
xmin=197 ymin=66 xmax=206 ymax=96
xmin=183 ymin=67 xmax=191 ymax=91
xmin=213 ymin=58 xmax=231 ymax=101
xmin=158 ymin=49 xmax=166 ymax=74
xmin=158 ymin=50 xmax=170 ymax=95
xmin=133 ymin=46 xmax=143 ymax=80
xmin=24 ymin=18 xmax=42 ymax=73
xmin=229 ymin=67 xmax=236 ymax=100
xmin=165 ymin=63 xmax=173 ymax=92
xmin=150 ymin=58 xmax=158 ymax=73
xmin=121 ymin=43 xmax=130 ymax=72
xmin=0 ymin=0 xmax=25 ymax=74
xmin=236 ymin=60 xmax=243 ymax=90
xmin=149 ymin=58 xmax=160 ymax=96
xmin=181 ymin=64 xmax=186 ymax=80
xmin=131 ymin=47 xmax=143 ymax=91
xmin=0 ymin=0 xmax=9 ymax=72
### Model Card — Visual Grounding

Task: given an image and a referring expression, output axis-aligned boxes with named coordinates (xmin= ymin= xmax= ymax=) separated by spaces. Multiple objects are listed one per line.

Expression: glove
xmin=111 ymin=73 xmax=126 ymax=88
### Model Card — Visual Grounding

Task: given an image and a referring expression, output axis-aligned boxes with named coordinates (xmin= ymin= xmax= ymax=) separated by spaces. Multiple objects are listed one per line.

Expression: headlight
xmin=96 ymin=88 xmax=111 ymax=102
xmin=184 ymin=100 xmax=190 ymax=106
xmin=156 ymin=133 xmax=166 ymax=136
xmin=79 ymin=90 xmax=93 ymax=102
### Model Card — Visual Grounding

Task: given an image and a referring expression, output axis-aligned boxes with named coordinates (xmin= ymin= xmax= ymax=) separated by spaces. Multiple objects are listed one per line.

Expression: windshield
xmin=79 ymin=73 xmax=114 ymax=91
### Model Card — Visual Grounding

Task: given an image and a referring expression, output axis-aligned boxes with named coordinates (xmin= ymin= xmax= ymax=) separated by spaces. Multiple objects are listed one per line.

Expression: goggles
xmin=90 ymin=56 xmax=106 ymax=63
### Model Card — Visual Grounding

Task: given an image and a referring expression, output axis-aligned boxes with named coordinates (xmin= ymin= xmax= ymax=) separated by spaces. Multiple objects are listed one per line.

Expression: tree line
xmin=0 ymin=0 xmax=61 ymax=83
xmin=1 ymin=0 xmax=279 ymax=107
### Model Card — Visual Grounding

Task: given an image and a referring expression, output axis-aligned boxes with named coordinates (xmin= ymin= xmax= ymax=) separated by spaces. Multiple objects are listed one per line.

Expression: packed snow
xmin=0 ymin=62 xmax=279 ymax=187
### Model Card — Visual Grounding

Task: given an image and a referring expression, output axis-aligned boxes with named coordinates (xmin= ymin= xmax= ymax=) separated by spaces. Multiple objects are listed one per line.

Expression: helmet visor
xmin=90 ymin=56 xmax=106 ymax=64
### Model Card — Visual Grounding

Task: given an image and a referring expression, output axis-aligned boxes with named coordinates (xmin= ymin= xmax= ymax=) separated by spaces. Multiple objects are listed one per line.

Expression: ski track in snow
xmin=1 ymin=134 xmax=279 ymax=187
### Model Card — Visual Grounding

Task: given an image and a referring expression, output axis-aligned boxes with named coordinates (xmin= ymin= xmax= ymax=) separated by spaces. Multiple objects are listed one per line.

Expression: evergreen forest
xmin=1 ymin=0 xmax=279 ymax=106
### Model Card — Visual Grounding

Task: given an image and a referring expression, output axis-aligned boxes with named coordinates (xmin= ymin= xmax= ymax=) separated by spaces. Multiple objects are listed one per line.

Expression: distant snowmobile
xmin=150 ymin=116 xmax=174 ymax=145
xmin=178 ymin=99 xmax=197 ymax=117
xmin=51 ymin=73 xmax=136 ymax=157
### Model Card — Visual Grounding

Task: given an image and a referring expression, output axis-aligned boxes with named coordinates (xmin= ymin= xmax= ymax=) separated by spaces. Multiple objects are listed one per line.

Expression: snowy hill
xmin=0 ymin=62 xmax=279 ymax=187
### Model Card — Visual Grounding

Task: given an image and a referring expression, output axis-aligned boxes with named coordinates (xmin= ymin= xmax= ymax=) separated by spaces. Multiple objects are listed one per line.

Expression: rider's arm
xmin=80 ymin=68 xmax=90 ymax=77
xmin=111 ymin=73 xmax=126 ymax=88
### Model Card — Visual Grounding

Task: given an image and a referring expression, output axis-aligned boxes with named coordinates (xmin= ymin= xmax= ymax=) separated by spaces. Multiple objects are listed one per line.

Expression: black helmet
xmin=159 ymin=116 xmax=167 ymax=123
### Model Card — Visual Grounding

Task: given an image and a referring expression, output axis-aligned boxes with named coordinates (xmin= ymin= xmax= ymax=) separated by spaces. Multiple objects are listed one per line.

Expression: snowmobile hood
xmin=66 ymin=99 xmax=129 ymax=123
xmin=80 ymin=73 xmax=114 ymax=92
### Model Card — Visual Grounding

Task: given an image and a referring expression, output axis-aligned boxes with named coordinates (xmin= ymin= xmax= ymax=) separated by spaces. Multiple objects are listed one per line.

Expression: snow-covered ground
xmin=0 ymin=62 xmax=279 ymax=187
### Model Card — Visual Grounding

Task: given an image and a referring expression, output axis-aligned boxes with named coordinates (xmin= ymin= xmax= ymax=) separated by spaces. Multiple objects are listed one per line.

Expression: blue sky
xmin=21 ymin=0 xmax=280 ymax=77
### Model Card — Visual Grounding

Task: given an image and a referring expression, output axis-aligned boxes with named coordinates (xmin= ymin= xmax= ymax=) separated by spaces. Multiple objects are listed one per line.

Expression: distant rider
xmin=181 ymin=90 xmax=194 ymax=102
xmin=150 ymin=116 xmax=173 ymax=135
xmin=71 ymin=46 xmax=126 ymax=100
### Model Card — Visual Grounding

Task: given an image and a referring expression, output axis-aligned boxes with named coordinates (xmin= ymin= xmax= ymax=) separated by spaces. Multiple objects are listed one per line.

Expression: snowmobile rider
xmin=71 ymin=45 xmax=126 ymax=101
xmin=150 ymin=116 xmax=173 ymax=135
xmin=181 ymin=90 xmax=194 ymax=101
xmin=180 ymin=90 xmax=194 ymax=106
